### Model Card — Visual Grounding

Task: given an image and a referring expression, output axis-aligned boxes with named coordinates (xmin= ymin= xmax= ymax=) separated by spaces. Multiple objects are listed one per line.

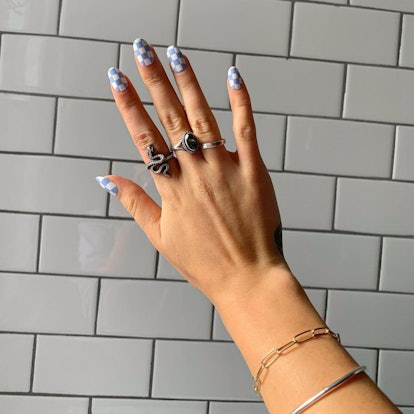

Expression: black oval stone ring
xmin=172 ymin=132 xmax=226 ymax=155
xmin=172 ymin=131 xmax=200 ymax=154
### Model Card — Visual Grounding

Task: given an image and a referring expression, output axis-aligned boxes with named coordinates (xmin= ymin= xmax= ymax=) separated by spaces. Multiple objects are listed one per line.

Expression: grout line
xmin=35 ymin=215 xmax=43 ymax=273
xmin=323 ymin=290 xmax=329 ymax=322
xmin=375 ymin=349 xmax=381 ymax=384
xmin=281 ymin=116 xmax=288 ymax=172
xmin=390 ymin=125 xmax=397 ymax=179
xmin=209 ymin=307 xmax=216 ymax=341
xmin=56 ymin=0 xmax=64 ymax=35
xmin=29 ymin=335 xmax=37 ymax=392
xmin=148 ymin=340 xmax=156 ymax=398
xmin=94 ymin=279 xmax=102 ymax=336
xmin=376 ymin=237 xmax=384 ymax=292
xmin=174 ymin=0 xmax=182 ymax=45
xmin=331 ymin=177 xmax=338 ymax=231
xmin=396 ymin=12 xmax=404 ymax=67
xmin=340 ymin=64 xmax=348 ymax=118
xmin=51 ymin=97 xmax=59 ymax=155
xmin=287 ymin=1 xmax=295 ymax=58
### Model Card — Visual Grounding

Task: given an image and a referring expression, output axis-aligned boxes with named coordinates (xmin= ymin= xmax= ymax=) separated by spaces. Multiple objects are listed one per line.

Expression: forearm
xmin=214 ymin=267 xmax=399 ymax=414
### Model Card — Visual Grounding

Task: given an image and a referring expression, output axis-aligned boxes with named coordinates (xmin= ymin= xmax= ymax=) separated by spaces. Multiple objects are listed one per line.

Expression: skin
xmin=104 ymin=41 xmax=400 ymax=413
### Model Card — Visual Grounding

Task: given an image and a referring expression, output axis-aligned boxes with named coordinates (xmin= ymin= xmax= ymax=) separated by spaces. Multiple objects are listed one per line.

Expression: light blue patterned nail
xmin=108 ymin=67 xmax=128 ymax=92
xmin=167 ymin=45 xmax=187 ymax=73
xmin=133 ymin=38 xmax=154 ymax=67
xmin=228 ymin=66 xmax=243 ymax=90
xmin=96 ymin=176 xmax=118 ymax=196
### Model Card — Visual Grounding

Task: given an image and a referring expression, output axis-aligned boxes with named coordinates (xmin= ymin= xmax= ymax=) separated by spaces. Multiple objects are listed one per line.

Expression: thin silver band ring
xmin=201 ymin=139 xmax=226 ymax=149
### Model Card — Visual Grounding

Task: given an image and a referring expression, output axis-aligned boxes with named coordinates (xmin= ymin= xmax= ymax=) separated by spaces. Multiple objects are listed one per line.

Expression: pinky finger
xmin=227 ymin=66 xmax=261 ymax=165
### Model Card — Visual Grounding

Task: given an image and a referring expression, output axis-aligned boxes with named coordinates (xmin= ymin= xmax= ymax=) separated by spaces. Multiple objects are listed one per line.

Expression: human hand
xmin=97 ymin=39 xmax=286 ymax=305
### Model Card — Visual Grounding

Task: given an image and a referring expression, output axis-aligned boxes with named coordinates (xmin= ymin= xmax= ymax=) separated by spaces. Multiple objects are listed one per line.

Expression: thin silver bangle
xmin=290 ymin=365 xmax=367 ymax=414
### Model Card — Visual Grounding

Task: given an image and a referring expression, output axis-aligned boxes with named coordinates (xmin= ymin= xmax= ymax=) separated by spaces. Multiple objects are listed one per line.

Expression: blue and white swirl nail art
xmin=133 ymin=38 xmax=154 ymax=67
xmin=96 ymin=176 xmax=118 ymax=196
xmin=228 ymin=66 xmax=243 ymax=90
xmin=108 ymin=67 xmax=128 ymax=92
xmin=167 ymin=45 xmax=187 ymax=73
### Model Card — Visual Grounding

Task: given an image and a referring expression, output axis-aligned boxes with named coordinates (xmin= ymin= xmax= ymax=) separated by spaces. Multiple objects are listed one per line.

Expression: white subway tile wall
xmin=0 ymin=1 xmax=413 ymax=413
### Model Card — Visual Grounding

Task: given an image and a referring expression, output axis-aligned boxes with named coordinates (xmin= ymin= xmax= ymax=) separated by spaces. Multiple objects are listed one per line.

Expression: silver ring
xmin=172 ymin=131 xmax=200 ymax=154
xmin=146 ymin=145 xmax=174 ymax=177
xmin=201 ymin=139 xmax=226 ymax=149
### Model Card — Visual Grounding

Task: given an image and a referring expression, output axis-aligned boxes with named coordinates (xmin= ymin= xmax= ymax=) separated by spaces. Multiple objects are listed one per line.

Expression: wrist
xmin=213 ymin=266 xmax=326 ymax=373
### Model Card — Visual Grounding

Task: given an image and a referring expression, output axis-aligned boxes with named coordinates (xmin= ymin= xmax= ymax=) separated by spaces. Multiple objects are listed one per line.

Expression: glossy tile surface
xmin=178 ymin=0 xmax=291 ymax=55
xmin=380 ymin=238 xmax=414 ymax=293
xmin=0 ymin=395 xmax=88 ymax=414
xmin=350 ymin=0 xmax=414 ymax=12
xmin=34 ymin=336 xmax=152 ymax=396
xmin=152 ymin=341 xmax=256 ymax=400
xmin=394 ymin=126 xmax=414 ymax=180
xmin=60 ymin=0 xmax=178 ymax=44
xmin=0 ymin=93 xmax=55 ymax=153
xmin=284 ymin=231 xmax=380 ymax=289
xmin=97 ymin=280 xmax=212 ymax=339
xmin=237 ymin=56 xmax=344 ymax=116
xmin=0 ymin=274 xmax=97 ymax=334
xmin=0 ymin=0 xmax=59 ymax=34
xmin=379 ymin=350 xmax=414 ymax=405
xmin=335 ymin=178 xmax=414 ymax=235
xmin=0 ymin=35 xmax=116 ymax=99
xmin=400 ymin=15 xmax=414 ymax=68
xmin=327 ymin=290 xmax=414 ymax=349
xmin=39 ymin=216 xmax=157 ymax=278
xmin=209 ymin=402 xmax=267 ymax=414
xmin=286 ymin=117 xmax=394 ymax=177
xmin=270 ymin=173 xmax=335 ymax=230
xmin=55 ymin=99 xmax=136 ymax=160
xmin=92 ymin=398 xmax=207 ymax=414
xmin=0 ymin=154 xmax=109 ymax=215
xmin=0 ymin=213 xmax=39 ymax=272
xmin=292 ymin=3 xmax=399 ymax=65
xmin=344 ymin=65 xmax=414 ymax=124
xmin=0 ymin=334 xmax=33 ymax=392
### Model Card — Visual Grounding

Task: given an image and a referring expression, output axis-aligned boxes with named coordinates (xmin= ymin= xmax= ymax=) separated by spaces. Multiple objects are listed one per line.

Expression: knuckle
xmin=192 ymin=114 xmax=217 ymax=136
xmin=234 ymin=123 xmax=256 ymax=141
xmin=160 ymin=110 xmax=187 ymax=134
xmin=142 ymin=71 xmax=165 ymax=89
xmin=131 ymin=129 xmax=158 ymax=152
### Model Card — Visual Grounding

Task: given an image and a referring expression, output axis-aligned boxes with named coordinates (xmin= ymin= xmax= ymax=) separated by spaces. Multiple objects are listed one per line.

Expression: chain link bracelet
xmin=252 ymin=327 xmax=340 ymax=397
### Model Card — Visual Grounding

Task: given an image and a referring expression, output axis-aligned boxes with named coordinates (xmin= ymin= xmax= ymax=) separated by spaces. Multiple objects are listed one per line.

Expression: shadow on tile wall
xmin=0 ymin=0 xmax=414 ymax=413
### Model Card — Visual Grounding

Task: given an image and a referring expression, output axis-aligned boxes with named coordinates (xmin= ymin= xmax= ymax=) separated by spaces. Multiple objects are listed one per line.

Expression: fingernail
xmin=228 ymin=66 xmax=243 ymax=90
xmin=167 ymin=45 xmax=187 ymax=73
xmin=133 ymin=38 xmax=154 ymax=67
xmin=108 ymin=67 xmax=128 ymax=92
xmin=96 ymin=176 xmax=118 ymax=196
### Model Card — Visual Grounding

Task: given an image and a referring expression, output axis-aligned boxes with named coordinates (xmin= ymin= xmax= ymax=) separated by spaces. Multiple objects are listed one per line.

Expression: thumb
xmin=96 ymin=175 xmax=161 ymax=248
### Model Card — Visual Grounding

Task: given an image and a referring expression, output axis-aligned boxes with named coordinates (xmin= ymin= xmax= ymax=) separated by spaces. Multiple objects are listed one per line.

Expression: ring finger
xmin=166 ymin=45 xmax=227 ymax=162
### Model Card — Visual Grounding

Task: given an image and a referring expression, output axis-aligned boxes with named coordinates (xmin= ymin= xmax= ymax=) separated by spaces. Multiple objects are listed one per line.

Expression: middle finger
xmin=133 ymin=39 xmax=194 ymax=158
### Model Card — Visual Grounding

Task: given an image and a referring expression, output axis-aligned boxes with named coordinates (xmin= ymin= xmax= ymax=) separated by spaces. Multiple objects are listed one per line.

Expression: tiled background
xmin=0 ymin=0 xmax=413 ymax=413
